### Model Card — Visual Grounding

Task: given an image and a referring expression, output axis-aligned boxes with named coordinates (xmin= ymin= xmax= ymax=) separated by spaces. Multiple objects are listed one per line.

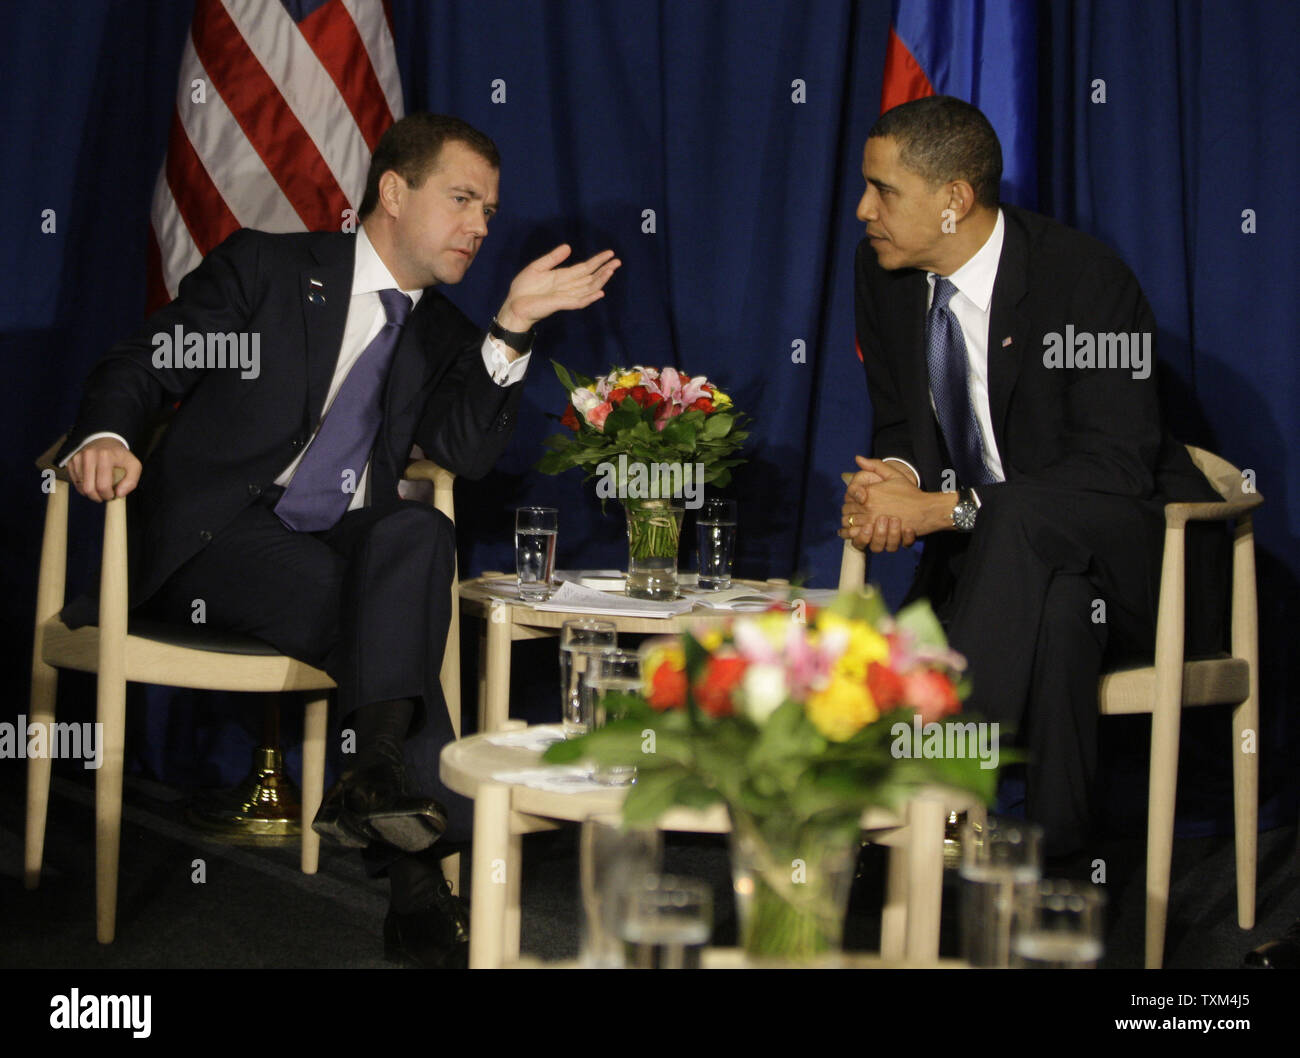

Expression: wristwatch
xmin=951 ymin=487 xmax=978 ymax=532
xmin=489 ymin=315 xmax=536 ymax=354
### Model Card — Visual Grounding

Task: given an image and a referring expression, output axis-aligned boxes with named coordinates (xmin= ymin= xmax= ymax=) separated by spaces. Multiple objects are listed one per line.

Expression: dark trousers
xmin=913 ymin=483 xmax=1165 ymax=855
xmin=144 ymin=494 xmax=472 ymax=846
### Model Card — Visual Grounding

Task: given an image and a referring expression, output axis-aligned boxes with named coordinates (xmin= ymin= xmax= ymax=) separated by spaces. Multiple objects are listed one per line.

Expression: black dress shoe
xmin=1244 ymin=918 xmax=1300 ymax=968
xmin=384 ymin=880 xmax=470 ymax=969
xmin=312 ymin=762 xmax=448 ymax=853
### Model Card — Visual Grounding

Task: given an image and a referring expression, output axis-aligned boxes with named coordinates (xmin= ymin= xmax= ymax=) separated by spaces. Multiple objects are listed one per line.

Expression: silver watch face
xmin=953 ymin=498 xmax=977 ymax=531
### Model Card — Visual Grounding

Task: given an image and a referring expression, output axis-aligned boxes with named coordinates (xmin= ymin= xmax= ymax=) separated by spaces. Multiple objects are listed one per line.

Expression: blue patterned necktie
xmin=925 ymin=276 xmax=992 ymax=487
xmin=274 ymin=288 xmax=413 ymax=532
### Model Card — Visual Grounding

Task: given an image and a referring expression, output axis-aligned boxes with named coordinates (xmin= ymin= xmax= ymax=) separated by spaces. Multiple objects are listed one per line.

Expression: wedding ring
xmin=848 ymin=514 xmax=855 ymax=528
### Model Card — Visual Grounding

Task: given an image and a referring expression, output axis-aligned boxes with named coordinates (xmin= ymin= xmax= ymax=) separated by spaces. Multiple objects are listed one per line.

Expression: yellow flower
xmin=616 ymin=370 xmax=642 ymax=388
xmin=712 ymin=388 xmax=733 ymax=408
xmin=697 ymin=627 xmax=726 ymax=652
xmin=814 ymin=612 xmax=888 ymax=681
xmin=805 ymin=673 xmax=879 ymax=742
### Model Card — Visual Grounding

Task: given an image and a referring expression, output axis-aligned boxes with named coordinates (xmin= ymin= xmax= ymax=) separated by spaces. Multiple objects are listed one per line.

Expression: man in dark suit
xmin=59 ymin=113 xmax=620 ymax=964
xmin=840 ymin=96 xmax=1219 ymax=859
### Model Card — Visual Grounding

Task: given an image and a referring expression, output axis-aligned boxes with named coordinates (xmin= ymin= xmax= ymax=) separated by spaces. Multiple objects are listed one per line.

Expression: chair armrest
xmin=403 ymin=459 xmax=455 ymax=488
xmin=36 ymin=434 xmax=73 ymax=481
xmin=1163 ymin=494 xmax=1262 ymax=528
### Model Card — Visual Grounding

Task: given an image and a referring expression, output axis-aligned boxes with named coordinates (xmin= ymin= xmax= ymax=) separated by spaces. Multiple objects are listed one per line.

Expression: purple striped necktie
xmin=274 ymin=288 xmax=413 ymax=532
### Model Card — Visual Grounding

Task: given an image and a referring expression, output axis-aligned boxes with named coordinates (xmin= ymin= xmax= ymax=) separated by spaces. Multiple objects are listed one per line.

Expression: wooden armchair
xmin=25 ymin=441 xmax=459 ymax=943
xmin=838 ymin=445 xmax=1262 ymax=968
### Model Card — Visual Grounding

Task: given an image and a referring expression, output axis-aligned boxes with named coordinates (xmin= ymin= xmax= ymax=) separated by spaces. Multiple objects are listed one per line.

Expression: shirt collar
xmin=929 ymin=207 xmax=1005 ymax=314
xmin=352 ymin=225 xmax=424 ymax=308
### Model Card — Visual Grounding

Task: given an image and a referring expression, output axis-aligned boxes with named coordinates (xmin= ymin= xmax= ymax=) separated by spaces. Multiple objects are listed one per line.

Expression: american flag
xmin=147 ymin=0 xmax=403 ymax=312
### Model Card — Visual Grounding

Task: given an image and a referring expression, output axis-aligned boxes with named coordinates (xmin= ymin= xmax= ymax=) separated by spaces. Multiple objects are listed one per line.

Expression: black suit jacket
xmin=59 ymin=228 xmax=523 ymax=604
xmin=854 ymin=204 xmax=1226 ymax=648
xmin=854 ymin=203 xmax=1215 ymax=505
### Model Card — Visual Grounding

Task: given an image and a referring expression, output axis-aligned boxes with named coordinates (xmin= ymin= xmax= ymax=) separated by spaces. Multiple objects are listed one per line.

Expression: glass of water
xmin=586 ymin=649 xmax=642 ymax=786
xmin=958 ymin=816 xmax=1043 ymax=968
xmin=515 ymin=506 xmax=557 ymax=600
xmin=619 ymin=875 xmax=713 ymax=969
xmin=580 ymin=812 xmax=662 ymax=968
xmin=1012 ymin=880 xmax=1106 ymax=968
xmin=560 ymin=619 xmax=617 ymax=738
xmin=696 ymin=497 xmax=737 ymax=590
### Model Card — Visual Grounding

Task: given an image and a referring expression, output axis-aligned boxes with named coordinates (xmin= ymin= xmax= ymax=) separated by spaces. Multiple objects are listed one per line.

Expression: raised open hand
xmin=495 ymin=245 xmax=621 ymax=333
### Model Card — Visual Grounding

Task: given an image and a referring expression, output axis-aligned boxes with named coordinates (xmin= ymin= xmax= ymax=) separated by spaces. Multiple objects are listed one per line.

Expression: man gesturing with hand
xmin=58 ymin=113 xmax=619 ymax=966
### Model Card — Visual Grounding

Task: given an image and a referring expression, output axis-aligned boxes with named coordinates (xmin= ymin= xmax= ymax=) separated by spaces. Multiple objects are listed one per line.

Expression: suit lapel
xmin=898 ymin=273 xmax=940 ymax=480
xmin=301 ymin=234 xmax=355 ymax=425
xmin=987 ymin=209 xmax=1030 ymax=452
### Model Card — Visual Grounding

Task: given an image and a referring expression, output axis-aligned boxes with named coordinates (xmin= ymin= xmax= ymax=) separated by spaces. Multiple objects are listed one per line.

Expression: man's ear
xmin=377 ymin=170 xmax=406 ymax=220
xmin=944 ymin=180 xmax=977 ymax=224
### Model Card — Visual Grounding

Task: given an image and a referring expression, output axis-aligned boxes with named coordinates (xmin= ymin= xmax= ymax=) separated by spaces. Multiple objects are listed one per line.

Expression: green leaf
xmin=552 ymin=360 xmax=578 ymax=394
xmin=702 ymin=413 xmax=733 ymax=439
xmin=895 ymin=598 xmax=949 ymax=649
xmin=621 ymin=769 xmax=695 ymax=823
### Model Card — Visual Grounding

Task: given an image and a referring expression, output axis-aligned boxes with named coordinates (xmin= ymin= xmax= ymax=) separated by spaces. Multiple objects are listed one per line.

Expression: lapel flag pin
xmin=1002 ymin=336 xmax=1013 ymax=347
xmin=308 ymin=278 xmax=325 ymax=305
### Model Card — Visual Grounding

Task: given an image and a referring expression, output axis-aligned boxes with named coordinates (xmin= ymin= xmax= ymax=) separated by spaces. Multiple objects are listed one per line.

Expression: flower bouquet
xmin=544 ymin=590 xmax=999 ymax=962
xmin=536 ymin=363 xmax=748 ymax=598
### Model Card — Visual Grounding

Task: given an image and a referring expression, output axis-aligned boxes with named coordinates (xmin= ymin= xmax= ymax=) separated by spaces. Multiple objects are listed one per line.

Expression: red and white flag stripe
xmin=147 ymin=0 xmax=402 ymax=312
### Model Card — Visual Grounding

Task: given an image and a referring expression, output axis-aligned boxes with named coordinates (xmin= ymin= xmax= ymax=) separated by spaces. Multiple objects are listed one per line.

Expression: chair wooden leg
xmin=904 ymin=794 xmax=946 ymax=964
xmin=1232 ymin=694 xmax=1259 ymax=929
xmin=95 ymin=672 xmax=127 ymax=945
xmin=300 ymin=696 xmax=328 ymax=875
xmin=24 ymin=657 xmax=58 ymax=890
xmin=469 ymin=783 xmax=512 ymax=969
xmin=1145 ymin=706 xmax=1181 ymax=969
xmin=880 ymin=844 xmax=909 ymax=961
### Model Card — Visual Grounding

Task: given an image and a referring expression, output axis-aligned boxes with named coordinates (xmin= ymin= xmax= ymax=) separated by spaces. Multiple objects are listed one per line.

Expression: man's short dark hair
xmin=868 ymin=95 xmax=1002 ymax=209
xmin=359 ymin=113 xmax=500 ymax=218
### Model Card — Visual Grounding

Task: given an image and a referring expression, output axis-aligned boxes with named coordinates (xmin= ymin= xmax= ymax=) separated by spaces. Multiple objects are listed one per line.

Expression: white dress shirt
xmin=65 ymin=226 xmax=530 ymax=512
xmin=884 ymin=208 xmax=1006 ymax=500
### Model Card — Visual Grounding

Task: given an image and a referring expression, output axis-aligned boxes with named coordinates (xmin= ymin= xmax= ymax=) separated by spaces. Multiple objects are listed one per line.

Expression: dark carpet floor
xmin=2 ymin=762 xmax=1296 ymax=970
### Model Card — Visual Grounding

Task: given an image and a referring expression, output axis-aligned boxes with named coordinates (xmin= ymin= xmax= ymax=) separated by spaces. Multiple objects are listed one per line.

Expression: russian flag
xmin=881 ymin=0 xmax=1038 ymax=207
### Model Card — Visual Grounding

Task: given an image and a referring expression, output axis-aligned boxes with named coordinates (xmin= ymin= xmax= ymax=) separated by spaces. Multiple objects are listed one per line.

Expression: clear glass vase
xmin=728 ymin=810 xmax=859 ymax=965
xmin=624 ymin=499 xmax=684 ymax=600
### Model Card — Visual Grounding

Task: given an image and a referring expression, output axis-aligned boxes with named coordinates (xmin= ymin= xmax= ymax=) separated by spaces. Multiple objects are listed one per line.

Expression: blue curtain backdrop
xmin=1 ymin=1 xmax=1294 ymax=835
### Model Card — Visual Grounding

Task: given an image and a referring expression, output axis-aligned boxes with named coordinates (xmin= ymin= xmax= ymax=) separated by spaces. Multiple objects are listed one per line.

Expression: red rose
xmin=693 ymin=655 xmax=746 ymax=717
xmin=903 ymin=669 xmax=961 ymax=725
xmin=689 ymin=397 xmax=715 ymax=412
xmin=867 ymin=661 xmax=905 ymax=709
xmin=647 ymin=661 xmax=687 ymax=711
xmin=608 ymin=387 xmax=628 ymax=405
xmin=560 ymin=403 xmax=580 ymax=432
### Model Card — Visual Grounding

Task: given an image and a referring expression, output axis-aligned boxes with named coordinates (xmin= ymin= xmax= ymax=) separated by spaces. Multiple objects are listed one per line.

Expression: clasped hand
xmin=840 ymin=456 xmax=951 ymax=553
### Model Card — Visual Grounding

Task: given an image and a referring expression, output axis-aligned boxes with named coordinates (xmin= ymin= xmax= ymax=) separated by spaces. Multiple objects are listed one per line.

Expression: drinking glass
xmin=619 ymin=875 xmax=713 ymax=969
xmin=958 ymin=816 xmax=1043 ymax=967
xmin=585 ymin=648 xmax=642 ymax=786
xmin=559 ymin=619 xmax=617 ymax=738
xmin=1012 ymin=880 xmax=1106 ymax=968
xmin=515 ymin=507 xmax=557 ymax=600
xmin=580 ymin=812 xmax=662 ymax=968
xmin=696 ymin=497 xmax=737 ymax=590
